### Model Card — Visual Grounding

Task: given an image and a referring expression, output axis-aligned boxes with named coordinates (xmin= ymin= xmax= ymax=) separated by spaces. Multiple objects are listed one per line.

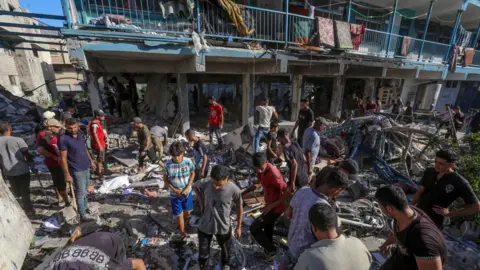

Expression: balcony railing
xmin=64 ymin=0 xmax=472 ymax=67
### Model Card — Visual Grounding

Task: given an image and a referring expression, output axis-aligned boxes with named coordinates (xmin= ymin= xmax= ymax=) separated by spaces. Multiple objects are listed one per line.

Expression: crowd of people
xmin=2 ymin=89 xmax=480 ymax=270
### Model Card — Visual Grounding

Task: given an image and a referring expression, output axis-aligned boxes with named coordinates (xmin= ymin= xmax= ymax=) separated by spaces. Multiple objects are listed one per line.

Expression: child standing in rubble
xmin=185 ymin=129 xmax=210 ymax=181
xmin=197 ymin=165 xmax=243 ymax=270
xmin=164 ymin=141 xmax=196 ymax=239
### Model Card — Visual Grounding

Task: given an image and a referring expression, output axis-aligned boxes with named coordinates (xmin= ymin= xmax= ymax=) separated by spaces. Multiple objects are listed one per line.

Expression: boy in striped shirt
xmin=164 ymin=141 xmax=196 ymax=238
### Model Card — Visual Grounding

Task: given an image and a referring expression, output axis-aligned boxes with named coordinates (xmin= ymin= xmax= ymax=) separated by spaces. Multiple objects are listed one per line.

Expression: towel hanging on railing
xmin=317 ymin=17 xmax=335 ymax=47
xmin=334 ymin=20 xmax=353 ymax=49
xmin=401 ymin=36 xmax=412 ymax=56
xmin=350 ymin=24 xmax=365 ymax=50
xmin=215 ymin=0 xmax=254 ymax=36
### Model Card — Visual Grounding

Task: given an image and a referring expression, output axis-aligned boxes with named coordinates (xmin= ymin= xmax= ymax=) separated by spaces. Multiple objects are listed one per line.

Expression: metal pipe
xmin=196 ymin=0 xmax=201 ymax=33
xmin=417 ymin=0 xmax=435 ymax=61
xmin=385 ymin=0 xmax=398 ymax=57
xmin=347 ymin=0 xmax=352 ymax=23
xmin=284 ymin=0 xmax=289 ymax=47
xmin=61 ymin=0 xmax=72 ymax=28
xmin=444 ymin=10 xmax=463 ymax=62
xmin=339 ymin=217 xmax=385 ymax=229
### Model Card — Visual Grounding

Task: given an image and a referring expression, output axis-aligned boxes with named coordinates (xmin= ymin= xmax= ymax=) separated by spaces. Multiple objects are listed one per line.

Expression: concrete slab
xmin=40 ymin=238 xmax=70 ymax=249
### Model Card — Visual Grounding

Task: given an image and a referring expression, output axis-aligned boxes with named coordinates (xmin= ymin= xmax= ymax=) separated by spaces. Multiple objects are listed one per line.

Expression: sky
xmin=19 ymin=0 xmax=64 ymax=27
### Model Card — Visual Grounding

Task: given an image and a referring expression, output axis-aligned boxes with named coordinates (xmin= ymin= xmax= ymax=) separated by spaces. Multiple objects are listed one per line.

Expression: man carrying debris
xmin=197 ymin=165 xmax=243 ymax=270
xmin=293 ymin=203 xmax=371 ymax=270
xmin=151 ymin=125 xmax=168 ymax=166
xmin=277 ymin=129 xmax=309 ymax=190
xmin=266 ymin=122 xmax=279 ymax=162
xmin=208 ymin=96 xmax=224 ymax=150
xmin=377 ymin=185 xmax=446 ymax=270
xmin=254 ymin=97 xmax=278 ymax=152
xmin=88 ymin=109 xmax=107 ymax=179
xmin=246 ymin=152 xmax=292 ymax=262
xmin=44 ymin=231 xmax=146 ymax=270
xmin=412 ymin=149 xmax=480 ymax=229
xmin=164 ymin=141 xmax=196 ymax=238
xmin=37 ymin=119 xmax=70 ymax=207
xmin=303 ymin=117 xmax=327 ymax=176
xmin=285 ymin=167 xmax=350 ymax=261
xmin=292 ymin=99 xmax=314 ymax=147
xmin=133 ymin=117 xmax=156 ymax=172
xmin=59 ymin=118 xmax=97 ymax=223
xmin=0 ymin=122 xmax=35 ymax=215
xmin=185 ymin=129 xmax=209 ymax=180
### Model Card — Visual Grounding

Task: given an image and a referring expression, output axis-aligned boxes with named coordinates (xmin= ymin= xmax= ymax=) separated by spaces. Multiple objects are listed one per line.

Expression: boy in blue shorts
xmin=164 ymin=141 xmax=196 ymax=238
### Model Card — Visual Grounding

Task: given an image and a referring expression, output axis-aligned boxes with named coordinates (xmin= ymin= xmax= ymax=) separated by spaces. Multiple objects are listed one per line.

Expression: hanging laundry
xmin=401 ymin=36 xmax=412 ymax=56
xmin=215 ymin=0 xmax=254 ymax=36
xmin=464 ymin=48 xmax=475 ymax=66
xmin=334 ymin=20 xmax=353 ymax=49
xmin=159 ymin=0 xmax=194 ymax=19
xmin=455 ymin=26 xmax=474 ymax=48
xmin=350 ymin=24 xmax=365 ymax=50
xmin=317 ymin=17 xmax=335 ymax=47
xmin=294 ymin=21 xmax=311 ymax=44
xmin=449 ymin=45 xmax=458 ymax=73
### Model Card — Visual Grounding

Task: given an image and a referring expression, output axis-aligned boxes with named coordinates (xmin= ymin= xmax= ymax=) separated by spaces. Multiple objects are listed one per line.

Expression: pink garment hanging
xmin=350 ymin=24 xmax=365 ymax=50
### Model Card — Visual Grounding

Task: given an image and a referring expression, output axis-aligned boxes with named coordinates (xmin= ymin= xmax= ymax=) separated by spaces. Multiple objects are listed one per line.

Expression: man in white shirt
xmin=254 ymin=98 xmax=278 ymax=152
xmin=294 ymin=203 xmax=371 ymax=270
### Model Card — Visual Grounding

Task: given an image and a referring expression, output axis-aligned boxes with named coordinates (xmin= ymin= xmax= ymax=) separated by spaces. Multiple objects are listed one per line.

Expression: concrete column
xmin=291 ymin=75 xmax=302 ymax=121
xmin=400 ymin=79 xmax=418 ymax=105
xmin=363 ymin=78 xmax=375 ymax=99
xmin=84 ymin=72 xmax=102 ymax=111
xmin=146 ymin=74 xmax=169 ymax=120
xmin=330 ymin=75 xmax=345 ymax=119
xmin=177 ymin=73 xmax=190 ymax=133
xmin=242 ymin=74 xmax=250 ymax=126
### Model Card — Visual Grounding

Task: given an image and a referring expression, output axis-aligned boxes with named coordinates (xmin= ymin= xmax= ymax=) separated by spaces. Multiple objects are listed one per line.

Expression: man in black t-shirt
xmin=376 ymin=186 xmax=446 ymax=270
xmin=292 ymin=99 xmax=314 ymax=147
xmin=412 ymin=149 xmax=480 ymax=229
xmin=185 ymin=129 xmax=210 ymax=181
xmin=45 ymin=232 xmax=146 ymax=270
xmin=277 ymin=129 xmax=309 ymax=190
xmin=266 ymin=122 xmax=279 ymax=163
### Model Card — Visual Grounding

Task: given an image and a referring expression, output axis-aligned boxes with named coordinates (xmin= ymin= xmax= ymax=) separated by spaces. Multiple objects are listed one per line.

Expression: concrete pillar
xmin=84 ymin=72 xmax=102 ymax=111
xmin=363 ymin=78 xmax=375 ymax=99
xmin=330 ymin=76 xmax=345 ymax=119
xmin=242 ymin=74 xmax=250 ymax=126
xmin=0 ymin=173 xmax=34 ymax=269
xmin=177 ymin=73 xmax=190 ymax=133
xmin=145 ymin=74 xmax=169 ymax=120
xmin=291 ymin=75 xmax=302 ymax=121
xmin=400 ymin=78 xmax=418 ymax=105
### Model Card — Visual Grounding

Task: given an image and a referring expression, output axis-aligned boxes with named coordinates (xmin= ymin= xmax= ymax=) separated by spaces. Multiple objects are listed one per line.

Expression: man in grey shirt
xmin=0 ymin=122 xmax=34 ymax=214
xmin=294 ymin=203 xmax=371 ymax=270
xmin=197 ymin=165 xmax=243 ymax=270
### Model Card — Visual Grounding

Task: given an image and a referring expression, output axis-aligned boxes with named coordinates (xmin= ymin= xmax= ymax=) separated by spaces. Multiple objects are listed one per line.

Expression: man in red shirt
xmin=37 ymin=119 xmax=70 ymax=207
xmin=88 ymin=109 xmax=107 ymax=179
xmin=245 ymin=152 xmax=292 ymax=263
xmin=207 ymin=96 xmax=223 ymax=149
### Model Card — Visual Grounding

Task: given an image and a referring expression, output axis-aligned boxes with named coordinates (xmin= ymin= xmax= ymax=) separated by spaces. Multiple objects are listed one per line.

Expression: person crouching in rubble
xmin=283 ymin=167 xmax=350 ymax=265
xmin=411 ymin=149 xmax=480 ymax=230
xmin=164 ymin=141 xmax=196 ymax=239
xmin=150 ymin=125 xmax=168 ymax=167
xmin=133 ymin=117 xmax=156 ymax=173
xmin=276 ymin=129 xmax=309 ymax=190
xmin=197 ymin=165 xmax=243 ymax=270
xmin=185 ymin=129 xmax=210 ymax=181
xmin=44 ymin=231 xmax=146 ymax=270
xmin=245 ymin=152 xmax=292 ymax=263
xmin=37 ymin=119 xmax=70 ymax=208
xmin=376 ymin=185 xmax=446 ymax=270
xmin=292 ymin=203 xmax=371 ymax=270
xmin=59 ymin=118 xmax=97 ymax=223
xmin=88 ymin=109 xmax=107 ymax=180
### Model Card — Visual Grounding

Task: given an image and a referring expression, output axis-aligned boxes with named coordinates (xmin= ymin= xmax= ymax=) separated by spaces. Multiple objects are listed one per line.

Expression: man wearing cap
xmin=133 ymin=117 xmax=156 ymax=172
xmin=207 ymin=96 xmax=223 ymax=150
xmin=284 ymin=167 xmax=350 ymax=262
xmin=37 ymin=118 xmax=70 ymax=207
xmin=303 ymin=117 xmax=327 ymax=176
xmin=89 ymin=110 xmax=107 ymax=179
xmin=150 ymin=125 xmax=168 ymax=166
xmin=0 ymin=122 xmax=35 ymax=215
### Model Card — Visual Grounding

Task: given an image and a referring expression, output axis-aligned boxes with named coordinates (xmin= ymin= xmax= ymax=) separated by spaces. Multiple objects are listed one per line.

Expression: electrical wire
xmin=434 ymin=16 xmax=456 ymax=23
xmin=0 ymin=77 xmax=85 ymax=111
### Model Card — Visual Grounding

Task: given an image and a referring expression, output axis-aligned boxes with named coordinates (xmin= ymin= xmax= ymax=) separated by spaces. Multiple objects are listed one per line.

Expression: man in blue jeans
xmin=60 ymin=118 xmax=96 ymax=223
xmin=254 ymin=98 xmax=278 ymax=152
xmin=303 ymin=117 xmax=326 ymax=175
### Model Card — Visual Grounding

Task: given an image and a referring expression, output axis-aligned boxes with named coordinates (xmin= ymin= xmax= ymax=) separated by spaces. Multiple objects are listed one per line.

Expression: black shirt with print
xmin=393 ymin=208 xmax=447 ymax=270
xmin=417 ymin=167 xmax=478 ymax=228
xmin=297 ymin=108 xmax=314 ymax=141
xmin=283 ymin=141 xmax=309 ymax=188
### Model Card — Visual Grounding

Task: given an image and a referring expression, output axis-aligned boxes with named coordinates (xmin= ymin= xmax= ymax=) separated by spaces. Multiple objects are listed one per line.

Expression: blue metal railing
xmin=62 ymin=0 xmax=473 ymax=68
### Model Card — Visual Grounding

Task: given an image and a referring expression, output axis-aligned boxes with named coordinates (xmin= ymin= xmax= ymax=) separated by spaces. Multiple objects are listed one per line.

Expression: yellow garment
xmin=217 ymin=0 xmax=254 ymax=36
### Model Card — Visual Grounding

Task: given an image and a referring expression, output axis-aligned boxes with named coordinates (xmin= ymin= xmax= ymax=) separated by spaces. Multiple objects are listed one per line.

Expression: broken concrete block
xmin=60 ymin=206 xmax=77 ymax=223
xmin=40 ymin=237 xmax=70 ymax=249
